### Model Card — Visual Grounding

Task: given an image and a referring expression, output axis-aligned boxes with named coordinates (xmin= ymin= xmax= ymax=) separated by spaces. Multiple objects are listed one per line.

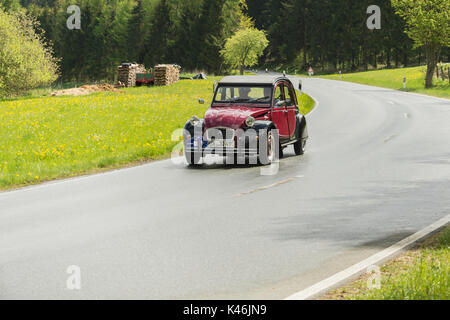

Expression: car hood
xmin=204 ymin=106 xmax=269 ymax=130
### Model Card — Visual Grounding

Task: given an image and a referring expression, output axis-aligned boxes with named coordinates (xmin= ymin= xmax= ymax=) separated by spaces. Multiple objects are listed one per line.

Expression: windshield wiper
xmin=249 ymin=96 xmax=270 ymax=103
xmin=222 ymin=98 xmax=251 ymax=103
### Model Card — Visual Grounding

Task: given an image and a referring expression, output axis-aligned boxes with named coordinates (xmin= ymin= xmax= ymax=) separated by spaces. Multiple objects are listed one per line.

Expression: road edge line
xmin=304 ymin=92 xmax=319 ymax=118
xmin=285 ymin=214 xmax=450 ymax=300
xmin=0 ymin=157 xmax=176 ymax=196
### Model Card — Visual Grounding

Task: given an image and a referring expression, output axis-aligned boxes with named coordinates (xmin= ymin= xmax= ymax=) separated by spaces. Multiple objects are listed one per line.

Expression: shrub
xmin=0 ymin=8 xmax=58 ymax=97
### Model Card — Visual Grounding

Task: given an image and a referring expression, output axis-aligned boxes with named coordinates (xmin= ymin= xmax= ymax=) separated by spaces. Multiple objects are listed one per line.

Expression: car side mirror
xmin=276 ymin=100 xmax=286 ymax=107
xmin=198 ymin=98 xmax=205 ymax=105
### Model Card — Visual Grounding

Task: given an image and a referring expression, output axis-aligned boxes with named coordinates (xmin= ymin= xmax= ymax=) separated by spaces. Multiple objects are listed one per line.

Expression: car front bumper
xmin=184 ymin=138 xmax=259 ymax=156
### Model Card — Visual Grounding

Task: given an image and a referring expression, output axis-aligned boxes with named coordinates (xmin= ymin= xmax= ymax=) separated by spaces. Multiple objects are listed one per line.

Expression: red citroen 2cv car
xmin=183 ymin=75 xmax=308 ymax=165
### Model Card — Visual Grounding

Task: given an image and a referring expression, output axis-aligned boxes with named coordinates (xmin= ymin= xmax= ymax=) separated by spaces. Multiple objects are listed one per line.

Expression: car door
xmin=283 ymin=83 xmax=298 ymax=139
xmin=271 ymin=83 xmax=290 ymax=139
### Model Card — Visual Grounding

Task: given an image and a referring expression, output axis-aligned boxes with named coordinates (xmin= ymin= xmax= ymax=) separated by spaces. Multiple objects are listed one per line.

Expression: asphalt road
xmin=1 ymin=77 xmax=450 ymax=299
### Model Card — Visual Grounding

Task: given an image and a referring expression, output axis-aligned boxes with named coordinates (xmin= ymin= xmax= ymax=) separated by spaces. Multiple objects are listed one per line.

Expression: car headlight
xmin=245 ymin=116 xmax=256 ymax=128
xmin=189 ymin=116 xmax=201 ymax=126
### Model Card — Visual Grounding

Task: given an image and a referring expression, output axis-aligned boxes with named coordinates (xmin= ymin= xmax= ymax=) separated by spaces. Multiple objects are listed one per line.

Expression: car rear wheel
xmin=294 ymin=139 xmax=306 ymax=155
xmin=280 ymin=145 xmax=285 ymax=159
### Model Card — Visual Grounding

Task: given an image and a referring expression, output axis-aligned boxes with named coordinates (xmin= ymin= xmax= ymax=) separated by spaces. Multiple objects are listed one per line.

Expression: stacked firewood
xmin=117 ymin=63 xmax=146 ymax=87
xmin=154 ymin=64 xmax=180 ymax=86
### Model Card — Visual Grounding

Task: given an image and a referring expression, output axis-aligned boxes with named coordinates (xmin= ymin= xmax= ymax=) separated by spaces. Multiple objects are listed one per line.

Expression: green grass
xmin=1 ymin=82 xmax=114 ymax=101
xmin=323 ymin=227 xmax=450 ymax=300
xmin=319 ymin=65 xmax=450 ymax=99
xmin=298 ymin=91 xmax=315 ymax=115
xmin=180 ymin=70 xmax=256 ymax=78
xmin=0 ymin=78 xmax=315 ymax=190
xmin=229 ymin=70 xmax=257 ymax=76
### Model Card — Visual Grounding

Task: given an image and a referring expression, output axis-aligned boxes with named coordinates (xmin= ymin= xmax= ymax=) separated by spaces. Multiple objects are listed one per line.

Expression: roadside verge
xmin=285 ymin=215 xmax=450 ymax=300
xmin=321 ymin=225 xmax=449 ymax=300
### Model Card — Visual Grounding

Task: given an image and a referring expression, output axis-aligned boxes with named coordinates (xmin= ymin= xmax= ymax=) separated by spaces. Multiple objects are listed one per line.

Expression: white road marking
xmin=304 ymin=93 xmax=320 ymax=117
xmin=234 ymin=175 xmax=304 ymax=198
xmin=0 ymin=157 xmax=178 ymax=197
xmin=285 ymin=214 xmax=450 ymax=300
xmin=234 ymin=178 xmax=295 ymax=198
xmin=384 ymin=135 xmax=396 ymax=143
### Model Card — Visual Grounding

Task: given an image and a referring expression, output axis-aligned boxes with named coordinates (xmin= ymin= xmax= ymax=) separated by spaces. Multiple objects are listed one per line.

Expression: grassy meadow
xmin=319 ymin=65 xmax=450 ymax=99
xmin=0 ymin=78 xmax=315 ymax=190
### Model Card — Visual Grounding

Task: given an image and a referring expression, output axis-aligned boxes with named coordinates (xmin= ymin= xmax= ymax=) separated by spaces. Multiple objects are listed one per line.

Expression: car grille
xmin=206 ymin=128 xmax=236 ymax=141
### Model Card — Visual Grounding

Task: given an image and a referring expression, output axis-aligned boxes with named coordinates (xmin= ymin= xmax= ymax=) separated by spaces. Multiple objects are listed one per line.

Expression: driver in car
xmin=238 ymin=87 xmax=272 ymax=103
xmin=238 ymin=87 xmax=252 ymax=100
xmin=274 ymin=86 xmax=283 ymax=105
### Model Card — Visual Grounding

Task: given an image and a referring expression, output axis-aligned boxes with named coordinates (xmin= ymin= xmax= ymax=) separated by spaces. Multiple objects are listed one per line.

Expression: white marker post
xmin=403 ymin=76 xmax=406 ymax=89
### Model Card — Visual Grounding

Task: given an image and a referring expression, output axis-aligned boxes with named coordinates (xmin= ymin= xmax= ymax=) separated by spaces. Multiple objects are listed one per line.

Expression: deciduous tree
xmin=391 ymin=0 xmax=450 ymax=87
xmin=221 ymin=28 xmax=269 ymax=75
xmin=0 ymin=8 xmax=58 ymax=96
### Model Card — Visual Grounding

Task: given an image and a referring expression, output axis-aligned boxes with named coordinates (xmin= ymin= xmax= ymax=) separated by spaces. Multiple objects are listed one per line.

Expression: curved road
xmin=1 ymin=78 xmax=450 ymax=299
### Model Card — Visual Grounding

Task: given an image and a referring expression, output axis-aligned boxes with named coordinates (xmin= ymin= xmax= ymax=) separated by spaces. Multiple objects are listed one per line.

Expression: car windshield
xmin=214 ymin=86 xmax=272 ymax=105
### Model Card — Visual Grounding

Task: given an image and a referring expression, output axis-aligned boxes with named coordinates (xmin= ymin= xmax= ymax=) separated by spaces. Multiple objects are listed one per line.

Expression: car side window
xmin=274 ymin=85 xmax=283 ymax=105
xmin=283 ymin=85 xmax=294 ymax=106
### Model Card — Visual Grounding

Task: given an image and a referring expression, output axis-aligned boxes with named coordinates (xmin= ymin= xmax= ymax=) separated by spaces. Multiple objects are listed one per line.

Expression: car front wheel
xmin=185 ymin=151 xmax=201 ymax=165
xmin=259 ymin=129 xmax=277 ymax=165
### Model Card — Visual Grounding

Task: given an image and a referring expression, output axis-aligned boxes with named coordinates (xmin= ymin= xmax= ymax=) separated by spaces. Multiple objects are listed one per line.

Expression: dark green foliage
xmin=127 ymin=0 xmax=145 ymax=62
xmin=193 ymin=0 xmax=226 ymax=72
xmin=246 ymin=0 xmax=419 ymax=72
xmin=142 ymin=0 xmax=173 ymax=67
xmin=0 ymin=0 xmax=21 ymax=10
xmin=15 ymin=0 xmax=244 ymax=80
xmin=8 ymin=0 xmax=447 ymax=81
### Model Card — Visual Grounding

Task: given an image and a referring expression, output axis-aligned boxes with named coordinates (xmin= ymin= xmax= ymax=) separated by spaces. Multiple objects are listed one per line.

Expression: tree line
xmin=246 ymin=0 xmax=449 ymax=73
xmin=1 ymin=0 xmax=246 ymax=82
xmin=0 ymin=0 xmax=449 ymax=83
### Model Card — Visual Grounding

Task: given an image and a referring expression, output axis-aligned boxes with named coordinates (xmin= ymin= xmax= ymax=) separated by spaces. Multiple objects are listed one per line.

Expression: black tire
xmin=225 ymin=153 xmax=242 ymax=165
xmin=234 ymin=153 xmax=246 ymax=165
xmin=258 ymin=128 xmax=277 ymax=165
xmin=294 ymin=139 xmax=306 ymax=155
xmin=185 ymin=151 xmax=201 ymax=165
